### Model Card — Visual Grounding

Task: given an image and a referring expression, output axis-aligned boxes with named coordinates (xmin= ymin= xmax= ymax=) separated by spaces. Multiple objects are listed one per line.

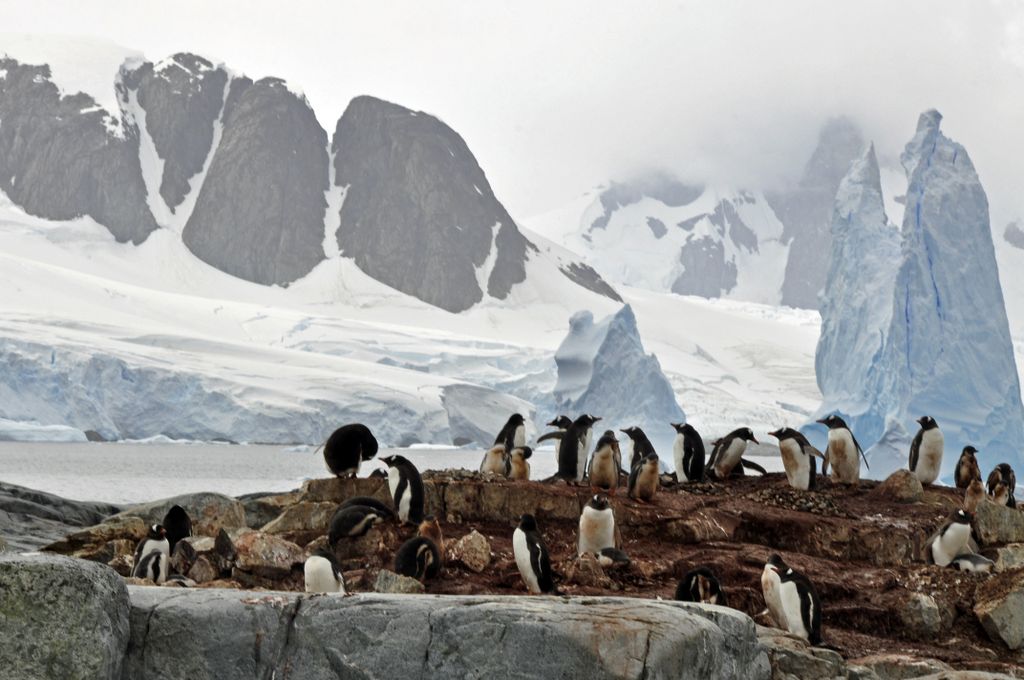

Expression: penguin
xmin=675 ymin=566 xmax=727 ymax=606
xmin=596 ymin=547 xmax=631 ymax=569
xmin=925 ymin=509 xmax=972 ymax=567
xmin=339 ymin=496 xmax=396 ymax=519
xmin=761 ymin=554 xmax=822 ymax=645
xmin=394 ymin=516 xmax=443 ymax=582
xmin=815 ymin=415 xmax=868 ymax=485
xmin=964 ymin=478 xmax=986 ymax=514
xmin=768 ymin=428 xmax=823 ymax=491
xmin=509 ymin=446 xmax=532 ymax=481
xmin=707 ymin=428 xmax=762 ymax=479
xmin=909 ymin=416 xmax=943 ymax=486
xmin=578 ymin=493 xmax=616 ymax=556
xmin=950 ymin=553 xmax=995 ymax=574
xmin=304 ymin=547 xmax=345 ymax=593
xmin=671 ymin=422 xmax=705 ymax=483
xmin=954 ymin=446 xmax=983 ymax=489
xmin=536 ymin=415 xmax=572 ymax=444
xmin=328 ymin=504 xmax=389 ymax=545
xmin=479 ymin=444 xmax=510 ymax=477
xmin=557 ymin=414 xmax=602 ymax=482
xmin=380 ymin=455 xmax=425 ymax=524
xmin=133 ymin=549 xmax=169 ymax=584
xmin=132 ymin=524 xmax=169 ymax=571
xmin=161 ymin=505 xmax=192 ymax=555
xmin=987 ymin=463 xmax=1017 ymax=508
xmin=627 ymin=452 xmax=660 ymax=502
xmin=322 ymin=423 xmax=379 ymax=478
xmin=494 ymin=413 xmax=527 ymax=453
xmin=620 ymin=426 xmax=656 ymax=471
xmin=512 ymin=514 xmax=556 ymax=594
xmin=587 ymin=431 xmax=621 ymax=493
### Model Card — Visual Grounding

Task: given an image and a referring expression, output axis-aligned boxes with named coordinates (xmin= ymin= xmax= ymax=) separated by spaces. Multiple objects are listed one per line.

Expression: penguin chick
xmin=627 ymin=453 xmax=660 ymax=502
xmin=620 ymin=426 xmax=657 ymax=471
xmin=671 ymin=422 xmax=705 ymax=483
xmin=909 ymin=416 xmax=943 ymax=486
xmin=987 ymin=463 xmax=1017 ymax=508
xmin=761 ymin=554 xmax=822 ymax=645
xmin=676 ymin=566 xmax=727 ymax=606
xmin=513 ymin=514 xmax=556 ymax=594
xmin=304 ymin=548 xmax=345 ymax=593
xmin=578 ymin=494 xmax=616 ymax=556
xmin=587 ymin=431 xmax=621 ymax=494
xmin=954 ymin=446 xmax=982 ymax=489
xmin=768 ymin=428 xmax=823 ymax=491
xmin=596 ymin=547 xmax=631 ymax=569
xmin=394 ymin=516 xmax=443 ymax=582
xmin=964 ymin=479 xmax=986 ymax=514
xmin=950 ymin=553 xmax=995 ymax=573
xmin=480 ymin=444 xmax=510 ymax=477
xmin=509 ymin=446 xmax=532 ymax=481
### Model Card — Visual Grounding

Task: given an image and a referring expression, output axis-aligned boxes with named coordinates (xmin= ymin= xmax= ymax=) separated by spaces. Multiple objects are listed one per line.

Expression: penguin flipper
xmin=536 ymin=431 xmax=564 ymax=444
xmin=740 ymin=458 xmax=768 ymax=476
xmin=850 ymin=432 xmax=870 ymax=470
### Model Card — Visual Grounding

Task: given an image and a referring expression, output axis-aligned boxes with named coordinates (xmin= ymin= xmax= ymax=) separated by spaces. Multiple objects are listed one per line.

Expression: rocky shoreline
xmin=2 ymin=470 xmax=1024 ymax=678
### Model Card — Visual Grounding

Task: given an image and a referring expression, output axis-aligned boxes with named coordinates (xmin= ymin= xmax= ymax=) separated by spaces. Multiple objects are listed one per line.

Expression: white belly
xmin=578 ymin=508 xmax=615 ymax=555
xmin=304 ymin=556 xmax=343 ymax=593
xmin=827 ymin=430 xmax=859 ymax=483
xmin=779 ymin=440 xmax=811 ymax=490
xmin=761 ymin=569 xmax=787 ymax=630
xmin=578 ymin=429 xmax=593 ymax=482
xmin=389 ymin=467 xmax=411 ymax=522
xmin=915 ymin=430 xmax=944 ymax=484
xmin=514 ymin=424 xmax=526 ymax=449
xmin=932 ymin=522 xmax=969 ymax=567
xmin=673 ymin=435 xmax=687 ymax=480
xmin=481 ymin=451 xmax=506 ymax=475
xmin=715 ymin=439 xmax=745 ymax=476
xmin=140 ymin=537 xmax=170 ymax=559
xmin=513 ymin=528 xmax=540 ymax=594
xmin=779 ymin=580 xmax=810 ymax=640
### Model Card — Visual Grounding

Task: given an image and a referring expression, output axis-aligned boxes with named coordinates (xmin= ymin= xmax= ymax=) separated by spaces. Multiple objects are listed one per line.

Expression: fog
xmin=3 ymin=0 xmax=1022 ymax=225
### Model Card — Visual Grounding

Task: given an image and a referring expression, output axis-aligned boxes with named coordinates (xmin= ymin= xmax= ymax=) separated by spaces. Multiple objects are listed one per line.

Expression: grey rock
xmin=974 ymin=500 xmax=1024 ymax=546
xmin=114 ymin=491 xmax=247 ymax=536
xmin=0 ymin=480 xmax=119 ymax=552
xmin=183 ymin=76 xmax=327 ymax=285
xmin=449 ymin=529 xmax=490 ymax=573
xmin=898 ymin=593 xmax=944 ymax=638
xmin=333 ymin=96 xmax=529 ymax=312
xmin=0 ymin=58 xmax=158 ymax=244
xmin=984 ymin=543 xmax=1024 ymax=572
xmin=0 ymin=553 xmax=130 ymax=680
xmin=1005 ymin=221 xmax=1024 ymax=250
xmin=974 ymin=568 xmax=1024 ymax=650
xmin=874 ymin=470 xmax=924 ymax=504
xmin=855 ymin=654 xmax=953 ymax=679
xmin=373 ymin=569 xmax=425 ymax=594
xmin=756 ymin=626 xmax=846 ymax=679
xmin=559 ymin=261 xmax=624 ymax=302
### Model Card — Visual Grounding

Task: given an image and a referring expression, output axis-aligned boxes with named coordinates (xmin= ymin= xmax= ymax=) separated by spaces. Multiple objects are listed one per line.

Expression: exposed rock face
xmin=122 ymin=589 xmax=770 ymax=679
xmin=975 ymin=568 xmax=1024 ymax=650
xmin=183 ymin=77 xmax=328 ymax=285
xmin=374 ymin=569 xmax=425 ymax=593
xmin=0 ymin=58 xmax=158 ymax=243
xmin=0 ymin=553 xmax=130 ymax=680
xmin=0 ymin=480 xmax=119 ymax=552
xmin=333 ymin=96 xmax=529 ymax=312
xmin=114 ymin=492 xmax=247 ymax=536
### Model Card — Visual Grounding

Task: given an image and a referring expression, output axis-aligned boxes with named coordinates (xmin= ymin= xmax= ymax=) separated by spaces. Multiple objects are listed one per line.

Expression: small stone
xmin=187 ymin=556 xmax=219 ymax=584
xmin=450 ymin=530 xmax=491 ymax=573
xmin=874 ymin=470 xmax=923 ymax=503
xmin=228 ymin=529 xmax=305 ymax=579
xmin=898 ymin=592 xmax=945 ymax=638
xmin=373 ymin=569 xmax=425 ymax=594
xmin=567 ymin=553 xmax=611 ymax=588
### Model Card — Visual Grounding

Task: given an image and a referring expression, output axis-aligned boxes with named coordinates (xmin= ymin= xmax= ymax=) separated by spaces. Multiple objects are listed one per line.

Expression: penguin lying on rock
xmin=676 ymin=566 xmax=727 ymax=606
xmin=987 ymin=463 xmax=1017 ymax=508
xmin=394 ymin=516 xmax=444 ymax=582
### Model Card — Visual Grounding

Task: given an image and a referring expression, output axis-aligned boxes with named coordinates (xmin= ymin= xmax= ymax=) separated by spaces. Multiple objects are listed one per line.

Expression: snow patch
xmin=473 ymin=222 xmax=501 ymax=296
xmin=322 ymin=145 xmax=346 ymax=259
xmin=0 ymin=418 xmax=87 ymax=442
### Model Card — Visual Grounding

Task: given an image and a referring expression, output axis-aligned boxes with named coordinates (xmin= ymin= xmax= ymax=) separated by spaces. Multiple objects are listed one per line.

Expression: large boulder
xmin=974 ymin=568 xmax=1024 ymax=650
xmin=0 ymin=553 xmax=130 ymax=680
xmin=973 ymin=501 xmax=1024 ymax=546
xmin=114 ymin=492 xmax=247 ymax=536
xmin=0 ymin=480 xmax=120 ymax=552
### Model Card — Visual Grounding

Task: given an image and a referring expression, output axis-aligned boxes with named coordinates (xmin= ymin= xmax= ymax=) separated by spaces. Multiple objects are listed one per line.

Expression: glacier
xmin=811 ymin=110 xmax=1024 ymax=479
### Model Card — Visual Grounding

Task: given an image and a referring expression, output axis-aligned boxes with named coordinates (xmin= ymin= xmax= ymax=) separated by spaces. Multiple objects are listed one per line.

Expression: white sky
xmin=2 ymin=0 xmax=1023 ymax=226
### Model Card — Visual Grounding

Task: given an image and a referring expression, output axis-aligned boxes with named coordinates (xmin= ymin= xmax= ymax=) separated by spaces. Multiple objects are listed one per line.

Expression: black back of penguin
xmin=382 ymin=454 xmax=425 ymax=524
xmin=394 ymin=536 xmax=441 ymax=580
xmin=161 ymin=505 xmax=192 ymax=554
xmin=675 ymin=566 xmax=727 ymax=606
xmin=673 ymin=423 xmax=706 ymax=482
xmin=621 ymin=426 xmax=656 ymax=470
xmin=557 ymin=415 xmax=600 ymax=479
xmin=324 ymin=423 xmax=379 ymax=477
xmin=494 ymin=413 xmax=526 ymax=452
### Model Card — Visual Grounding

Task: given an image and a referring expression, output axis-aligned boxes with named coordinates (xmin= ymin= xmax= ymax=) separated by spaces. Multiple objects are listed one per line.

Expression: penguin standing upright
xmin=394 ymin=516 xmax=443 ymax=582
xmin=161 ymin=505 xmax=192 ymax=554
xmin=707 ymin=428 xmax=762 ymax=479
xmin=479 ymin=445 xmax=510 ymax=477
xmin=964 ymin=479 xmax=986 ymax=513
xmin=132 ymin=524 xmax=170 ymax=582
xmin=987 ymin=463 xmax=1017 ymax=508
xmin=761 ymin=554 xmax=822 ymax=645
xmin=768 ymin=428 xmax=823 ymax=491
xmin=322 ymin=424 xmax=379 ymax=478
xmin=954 ymin=446 xmax=982 ymax=489
xmin=675 ymin=566 xmax=727 ymax=606
xmin=925 ymin=509 xmax=972 ymax=567
xmin=578 ymin=494 xmax=616 ymax=556
xmin=557 ymin=414 xmax=601 ymax=482
xmin=620 ymin=426 xmax=656 ymax=471
xmin=671 ymin=423 xmax=705 ymax=483
xmin=512 ymin=514 xmax=556 ymax=594
xmin=509 ymin=446 xmax=532 ymax=481
xmin=909 ymin=416 xmax=943 ymax=485
xmin=494 ymin=413 xmax=527 ymax=453
xmin=627 ymin=453 xmax=660 ymax=502
xmin=328 ymin=504 xmax=390 ymax=545
xmin=380 ymin=455 xmax=425 ymax=524
xmin=587 ymin=431 xmax=622 ymax=493
xmin=304 ymin=547 xmax=345 ymax=593
xmin=815 ymin=415 xmax=868 ymax=485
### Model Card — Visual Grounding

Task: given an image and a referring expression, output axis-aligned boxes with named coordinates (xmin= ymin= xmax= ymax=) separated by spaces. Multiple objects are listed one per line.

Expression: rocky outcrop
xmin=0 ymin=553 xmax=130 ymax=680
xmin=0 ymin=480 xmax=119 ymax=552
xmin=0 ymin=57 xmax=158 ymax=243
xmin=974 ymin=569 xmax=1024 ymax=650
xmin=122 ymin=589 xmax=770 ymax=679
xmin=183 ymin=77 xmax=328 ymax=285
xmin=113 ymin=491 xmax=247 ymax=536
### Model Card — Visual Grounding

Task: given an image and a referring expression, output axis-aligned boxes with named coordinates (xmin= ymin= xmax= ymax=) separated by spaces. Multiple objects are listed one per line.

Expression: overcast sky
xmin=3 ymin=0 xmax=1023 ymax=226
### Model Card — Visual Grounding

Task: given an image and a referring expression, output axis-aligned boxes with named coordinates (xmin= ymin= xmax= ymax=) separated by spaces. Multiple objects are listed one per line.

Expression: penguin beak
xmin=750 ymin=436 xmax=759 ymax=444
xmin=814 ymin=418 xmax=827 ymax=425
xmin=767 ymin=430 xmax=781 ymax=439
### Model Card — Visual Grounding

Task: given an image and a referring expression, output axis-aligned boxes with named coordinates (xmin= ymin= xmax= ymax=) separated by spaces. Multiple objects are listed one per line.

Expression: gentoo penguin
xmin=587 ymin=431 xmax=622 ymax=493
xmin=494 ymin=413 xmax=527 ymax=453
xmin=133 ymin=550 xmax=169 ymax=584
xmin=536 ymin=415 xmax=572 ymax=444
xmin=620 ymin=426 xmax=656 ymax=471
xmin=322 ymin=423 xmax=379 ymax=478
xmin=380 ymin=455 xmax=425 ymax=524
xmin=925 ymin=509 xmax=972 ymax=567
xmin=987 ymin=463 xmax=1017 ymax=508
xmin=909 ymin=416 xmax=943 ymax=485
xmin=950 ymin=553 xmax=995 ymax=573
xmin=671 ymin=423 xmax=705 ymax=483
xmin=761 ymin=554 xmax=822 ymax=645
xmin=479 ymin=444 xmax=510 ymax=477
xmin=161 ymin=505 xmax=192 ymax=555
xmin=304 ymin=547 xmax=345 ymax=593
xmin=328 ymin=504 xmax=389 ymax=545
xmin=707 ymin=428 xmax=762 ymax=479
xmin=509 ymin=446 xmax=532 ymax=481
xmin=815 ymin=415 xmax=868 ymax=485
xmin=596 ymin=547 xmax=631 ymax=568
xmin=557 ymin=414 xmax=602 ymax=482
xmin=394 ymin=516 xmax=443 ymax=582
xmin=339 ymin=496 xmax=396 ymax=518
xmin=675 ymin=566 xmax=727 ymax=606
xmin=964 ymin=479 xmax=986 ymax=514
xmin=133 ymin=524 xmax=169 ymax=568
xmin=768 ymin=428 xmax=823 ymax=491
xmin=578 ymin=493 xmax=616 ymax=556
xmin=627 ymin=453 xmax=660 ymax=502
xmin=512 ymin=514 xmax=556 ymax=594
xmin=954 ymin=446 xmax=982 ymax=489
